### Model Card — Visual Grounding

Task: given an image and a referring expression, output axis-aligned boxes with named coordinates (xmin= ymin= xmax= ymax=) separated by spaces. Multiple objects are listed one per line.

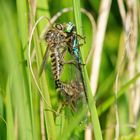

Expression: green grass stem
xmin=73 ymin=0 xmax=103 ymax=139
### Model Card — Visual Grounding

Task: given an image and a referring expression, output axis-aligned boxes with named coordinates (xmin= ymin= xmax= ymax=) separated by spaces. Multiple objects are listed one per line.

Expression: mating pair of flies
xmin=39 ymin=22 xmax=86 ymax=108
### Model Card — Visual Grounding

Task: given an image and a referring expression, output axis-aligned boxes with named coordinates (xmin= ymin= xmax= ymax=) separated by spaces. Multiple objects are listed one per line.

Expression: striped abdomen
xmin=50 ymin=45 xmax=63 ymax=89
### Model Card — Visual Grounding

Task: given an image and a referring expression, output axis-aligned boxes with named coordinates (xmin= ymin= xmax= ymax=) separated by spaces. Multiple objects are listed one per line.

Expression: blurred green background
xmin=0 ymin=0 xmax=140 ymax=140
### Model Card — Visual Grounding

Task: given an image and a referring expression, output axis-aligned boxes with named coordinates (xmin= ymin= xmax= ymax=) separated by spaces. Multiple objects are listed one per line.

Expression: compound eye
xmin=55 ymin=24 xmax=63 ymax=30
xmin=65 ymin=22 xmax=75 ymax=33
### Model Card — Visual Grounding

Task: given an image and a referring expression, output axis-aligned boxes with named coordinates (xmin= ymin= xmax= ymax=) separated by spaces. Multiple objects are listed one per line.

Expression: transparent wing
xmin=39 ymin=46 xmax=50 ymax=77
xmin=60 ymin=52 xmax=86 ymax=110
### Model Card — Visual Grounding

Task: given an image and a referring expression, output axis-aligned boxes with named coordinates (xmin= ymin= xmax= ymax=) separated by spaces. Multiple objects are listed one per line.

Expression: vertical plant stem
xmin=90 ymin=0 xmax=112 ymax=96
xmin=1 ymin=1 xmax=34 ymax=139
xmin=6 ymin=78 xmax=15 ymax=140
xmin=73 ymin=0 xmax=103 ymax=140
xmin=16 ymin=0 xmax=36 ymax=139
xmin=127 ymin=0 xmax=138 ymax=123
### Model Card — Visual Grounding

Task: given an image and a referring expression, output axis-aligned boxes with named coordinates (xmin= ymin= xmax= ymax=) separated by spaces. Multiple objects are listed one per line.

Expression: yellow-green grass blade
xmin=73 ymin=0 xmax=103 ymax=139
xmin=98 ymin=73 xmax=140 ymax=116
xmin=16 ymin=0 xmax=37 ymax=139
xmin=1 ymin=1 xmax=33 ymax=139
xmin=6 ymin=78 xmax=15 ymax=140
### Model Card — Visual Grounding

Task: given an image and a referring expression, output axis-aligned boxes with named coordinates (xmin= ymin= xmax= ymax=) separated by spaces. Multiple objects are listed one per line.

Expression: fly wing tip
xmin=39 ymin=68 xmax=43 ymax=78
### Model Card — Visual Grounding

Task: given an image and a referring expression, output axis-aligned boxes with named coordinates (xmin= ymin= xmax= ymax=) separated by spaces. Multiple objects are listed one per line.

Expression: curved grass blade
xmin=98 ymin=73 xmax=140 ymax=116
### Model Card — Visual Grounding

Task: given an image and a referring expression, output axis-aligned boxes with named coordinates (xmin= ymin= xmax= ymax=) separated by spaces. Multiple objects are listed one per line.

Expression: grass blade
xmin=73 ymin=0 xmax=103 ymax=139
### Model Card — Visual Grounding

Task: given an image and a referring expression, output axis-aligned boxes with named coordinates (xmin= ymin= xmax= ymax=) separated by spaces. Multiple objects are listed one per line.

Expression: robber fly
xmin=39 ymin=23 xmax=68 ymax=91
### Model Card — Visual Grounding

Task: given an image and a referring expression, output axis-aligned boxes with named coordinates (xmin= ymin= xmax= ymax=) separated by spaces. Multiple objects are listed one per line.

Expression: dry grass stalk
xmin=90 ymin=0 xmax=112 ymax=96
xmin=85 ymin=1 xmax=112 ymax=140
xmin=126 ymin=0 xmax=138 ymax=124
xmin=116 ymin=0 xmax=138 ymax=139
xmin=84 ymin=124 xmax=92 ymax=140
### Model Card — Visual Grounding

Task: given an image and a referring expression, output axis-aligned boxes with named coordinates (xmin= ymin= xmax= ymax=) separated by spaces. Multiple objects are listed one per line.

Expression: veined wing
xmin=59 ymin=51 xmax=86 ymax=110
xmin=39 ymin=46 xmax=50 ymax=77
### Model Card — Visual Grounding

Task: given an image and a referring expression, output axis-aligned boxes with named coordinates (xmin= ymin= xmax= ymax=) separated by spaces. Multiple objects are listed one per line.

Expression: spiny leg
xmin=76 ymin=34 xmax=86 ymax=44
xmin=62 ymin=60 xmax=80 ymax=70
xmin=64 ymin=60 xmax=85 ymax=66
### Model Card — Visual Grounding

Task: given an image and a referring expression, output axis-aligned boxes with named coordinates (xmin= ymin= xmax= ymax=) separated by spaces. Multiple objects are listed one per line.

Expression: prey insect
xmin=64 ymin=22 xmax=85 ymax=63
xmin=64 ymin=22 xmax=87 ymax=100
